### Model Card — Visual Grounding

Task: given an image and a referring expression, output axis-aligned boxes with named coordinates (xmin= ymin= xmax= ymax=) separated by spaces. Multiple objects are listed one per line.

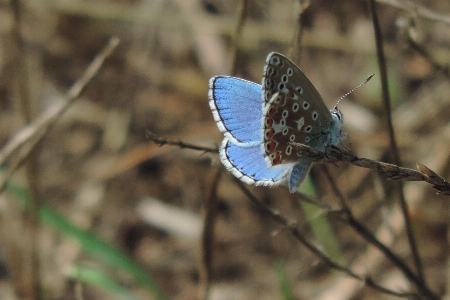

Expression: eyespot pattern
xmin=270 ymin=56 xmax=280 ymax=66
xmin=302 ymin=101 xmax=310 ymax=110
xmin=286 ymin=145 xmax=292 ymax=155
xmin=287 ymin=68 xmax=293 ymax=76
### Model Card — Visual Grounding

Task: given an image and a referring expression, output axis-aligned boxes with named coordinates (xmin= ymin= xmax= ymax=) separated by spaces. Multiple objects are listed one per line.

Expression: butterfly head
xmin=331 ymin=107 xmax=343 ymax=124
xmin=328 ymin=107 xmax=344 ymax=146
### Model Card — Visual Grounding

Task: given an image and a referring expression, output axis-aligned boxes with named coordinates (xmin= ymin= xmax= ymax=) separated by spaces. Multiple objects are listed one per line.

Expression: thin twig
xmin=319 ymin=165 xmax=348 ymax=208
xmin=11 ymin=0 xmax=41 ymax=298
xmin=345 ymin=210 xmax=438 ymax=299
xmin=198 ymin=169 xmax=221 ymax=300
xmin=146 ymin=132 xmax=218 ymax=153
xmin=228 ymin=0 xmax=249 ymax=76
xmin=294 ymin=143 xmax=450 ymax=194
xmin=405 ymin=27 xmax=450 ymax=77
xmin=289 ymin=0 xmax=310 ymax=63
xmin=368 ymin=0 xmax=424 ymax=284
xmin=233 ymin=178 xmax=419 ymax=299
xmin=293 ymin=190 xmax=332 ymax=210
xmin=321 ymin=166 xmax=439 ymax=300
xmin=146 ymin=134 xmax=450 ymax=196
xmin=376 ymin=0 xmax=450 ymax=25
xmin=0 ymin=37 xmax=120 ymax=193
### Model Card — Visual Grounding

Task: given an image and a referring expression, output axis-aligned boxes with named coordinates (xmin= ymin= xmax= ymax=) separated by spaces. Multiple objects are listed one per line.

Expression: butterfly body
xmin=209 ymin=52 xmax=344 ymax=193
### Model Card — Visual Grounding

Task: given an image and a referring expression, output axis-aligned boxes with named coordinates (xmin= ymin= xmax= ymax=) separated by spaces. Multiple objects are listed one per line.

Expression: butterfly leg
xmin=339 ymin=132 xmax=352 ymax=151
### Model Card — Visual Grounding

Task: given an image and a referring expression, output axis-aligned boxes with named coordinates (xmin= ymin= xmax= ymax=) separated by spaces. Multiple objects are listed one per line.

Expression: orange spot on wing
xmin=270 ymin=151 xmax=283 ymax=165
xmin=268 ymin=105 xmax=277 ymax=115
xmin=264 ymin=128 xmax=275 ymax=139
xmin=265 ymin=140 xmax=277 ymax=152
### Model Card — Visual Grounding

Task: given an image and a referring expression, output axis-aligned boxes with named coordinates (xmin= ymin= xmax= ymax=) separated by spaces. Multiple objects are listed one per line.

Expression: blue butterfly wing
xmin=209 ymin=76 xmax=263 ymax=146
xmin=287 ymin=159 xmax=312 ymax=193
xmin=220 ymin=139 xmax=294 ymax=186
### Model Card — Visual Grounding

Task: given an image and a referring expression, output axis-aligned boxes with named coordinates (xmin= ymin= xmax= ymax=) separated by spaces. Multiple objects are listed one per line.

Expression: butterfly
xmin=209 ymin=52 xmax=345 ymax=193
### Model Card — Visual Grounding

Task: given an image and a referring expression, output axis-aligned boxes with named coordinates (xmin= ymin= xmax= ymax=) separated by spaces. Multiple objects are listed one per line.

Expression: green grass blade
xmin=275 ymin=261 xmax=294 ymax=300
xmin=299 ymin=175 xmax=343 ymax=263
xmin=6 ymin=181 xmax=168 ymax=300
xmin=68 ymin=264 xmax=142 ymax=300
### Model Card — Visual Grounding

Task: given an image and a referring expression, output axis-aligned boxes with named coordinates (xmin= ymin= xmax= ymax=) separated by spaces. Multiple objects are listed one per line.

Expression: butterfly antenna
xmin=334 ymin=74 xmax=375 ymax=109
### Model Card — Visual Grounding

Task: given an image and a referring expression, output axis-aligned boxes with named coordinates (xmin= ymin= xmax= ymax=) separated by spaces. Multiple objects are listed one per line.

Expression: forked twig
xmin=147 ymin=134 xmax=443 ymax=298
xmin=232 ymin=178 xmax=419 ymax=299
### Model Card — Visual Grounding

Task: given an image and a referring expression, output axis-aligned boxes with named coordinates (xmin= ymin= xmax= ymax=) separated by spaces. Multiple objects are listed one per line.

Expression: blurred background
xmin=0 ymin=0 xmax=449 ymax=299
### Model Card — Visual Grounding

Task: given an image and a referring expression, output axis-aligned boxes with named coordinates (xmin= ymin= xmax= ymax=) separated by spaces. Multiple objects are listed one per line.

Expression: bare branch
xmin=0 ymin=37 xmax=120 ymax=193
